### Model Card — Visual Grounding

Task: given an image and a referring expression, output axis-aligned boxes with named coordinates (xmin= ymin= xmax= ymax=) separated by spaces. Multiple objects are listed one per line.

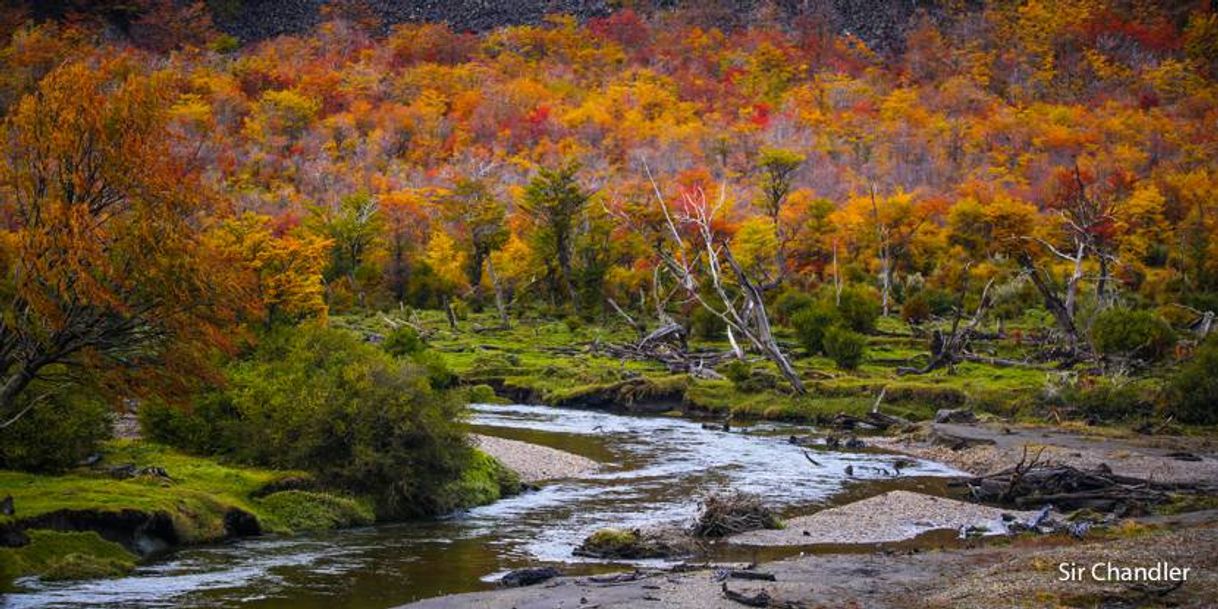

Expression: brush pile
xmin=954 ymin=448 xmax=1178 ymax=513
xmin=691 ymin=492 xmax=782 ymax=538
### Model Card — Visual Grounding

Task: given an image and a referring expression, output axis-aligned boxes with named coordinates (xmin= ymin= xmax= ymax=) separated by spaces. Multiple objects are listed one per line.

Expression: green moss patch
xmin=0 ymin=530 xmax=136 ymax=587
xmin=435 ymin=450 xmax=522 ymax=513
xmin=256 ymin=491 xmax=374 ymax=533
xmin=0 ymin=440 xmax=306 ymax=544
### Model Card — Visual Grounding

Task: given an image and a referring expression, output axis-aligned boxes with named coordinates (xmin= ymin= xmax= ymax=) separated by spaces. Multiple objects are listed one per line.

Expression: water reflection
xmin=4 ymin=403 xmax=961 ymax=609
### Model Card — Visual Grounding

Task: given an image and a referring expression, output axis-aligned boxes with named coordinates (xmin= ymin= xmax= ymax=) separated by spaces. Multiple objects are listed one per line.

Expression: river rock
xmin=498 ymin=567 xmax=560 ymax=587
xmin=573 ymin=527 xmax=698 ymax=559
xmin=934 ymin=408 xmax=977 ymax=424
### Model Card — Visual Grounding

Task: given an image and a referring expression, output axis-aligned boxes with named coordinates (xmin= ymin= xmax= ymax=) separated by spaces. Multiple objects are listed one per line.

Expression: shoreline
xmin=473 ymin=433 xmax=599 ymax=483
xmin=397 ymin=518 xmax=1218 ymax=609
xmin=400 ymin=420 xmax=1218 ymax=608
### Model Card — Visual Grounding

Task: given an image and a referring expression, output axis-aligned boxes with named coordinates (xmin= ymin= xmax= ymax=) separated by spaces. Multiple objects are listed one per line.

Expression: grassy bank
xmin=0 ymin=440 xmax=517 ymax=589
xmin=335 ymin=311 xmax=1050 ymax=424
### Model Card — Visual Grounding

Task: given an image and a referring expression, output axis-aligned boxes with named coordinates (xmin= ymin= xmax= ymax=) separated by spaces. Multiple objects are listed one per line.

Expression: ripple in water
xmin=4 ymin=403 xmax=962 ymax=609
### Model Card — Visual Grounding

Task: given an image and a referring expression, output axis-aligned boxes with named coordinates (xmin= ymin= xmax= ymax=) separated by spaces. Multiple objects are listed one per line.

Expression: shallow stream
xmin=4 ymin=403 xmax=961 ymax=608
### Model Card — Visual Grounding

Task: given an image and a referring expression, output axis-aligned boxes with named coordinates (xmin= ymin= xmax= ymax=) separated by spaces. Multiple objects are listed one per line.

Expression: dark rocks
xmin=934 ymin=408 xmax=977 ymax=424
xmin=224 ymin=508 xmax=262 ymax=538
xmin=0 ymin=495 xmax=13 ymax=516
xmin=498 ymin=566 xmax=561 ymax=587
xmin=13 ymin=509 xmax=179 ymax=556
xmin=825 ymin=435 xmax=865 ymax=450
xmin=201 ymin=0 xmax=972 ymax=54
xmin=109 ymin=463 xmax=138 ymax=479
xmin=108 ymin=464 xmax=174 ymax=481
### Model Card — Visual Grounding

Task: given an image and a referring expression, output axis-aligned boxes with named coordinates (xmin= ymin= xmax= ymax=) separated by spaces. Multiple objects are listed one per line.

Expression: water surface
xmin=5 ymin=403 xmax=961 ymax=608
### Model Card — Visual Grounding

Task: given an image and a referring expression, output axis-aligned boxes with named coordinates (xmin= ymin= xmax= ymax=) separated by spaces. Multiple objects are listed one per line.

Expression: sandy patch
xmin=731 ymin=490 xmax=1037 ymax=546
xmin=473 ymin=434 xmax=598 ymax=483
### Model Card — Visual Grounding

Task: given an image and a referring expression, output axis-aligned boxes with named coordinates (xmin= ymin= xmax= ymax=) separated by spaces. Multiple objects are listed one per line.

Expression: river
xmin=4 ymin=403 xmax=961 ymax=609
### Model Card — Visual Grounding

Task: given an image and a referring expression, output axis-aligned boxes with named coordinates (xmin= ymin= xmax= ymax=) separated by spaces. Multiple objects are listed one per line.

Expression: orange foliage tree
xmin=0 ymin=57 xmax=243 ymax=423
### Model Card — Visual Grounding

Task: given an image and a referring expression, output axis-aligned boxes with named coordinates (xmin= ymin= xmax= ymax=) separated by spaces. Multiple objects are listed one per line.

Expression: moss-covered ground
xmin=0 ymin=439 xmax=515 ymax=587
xmin=333 ymin=310 xmax=1054 ymax=424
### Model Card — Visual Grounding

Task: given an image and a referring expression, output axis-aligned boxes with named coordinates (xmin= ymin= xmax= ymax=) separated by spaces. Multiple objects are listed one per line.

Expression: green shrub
xmin=0 ymin=383 xmax=112 ymax=473
xmin=139 ymin=397 xmax=232 ymax=455
xmin=791 ymin=302 xmax=840 ymax=354
xmin=901 ymin=292 xmax=932 ymax=325
xmin=1042 ymin=378 xmax=1154 ymax=422
xmin=1167 ymin=336 xmax=1218 ymax=424
xmin=449 ymin=298 xmax=470 ymax=321
xmin=434 ymin=450 xmax=522 ymax=512
xmin=720 ymin=360 xmax=752 ymax=384
xmin=688 ymin=306 xmax=725 ymax=340
xmin=410 ymin=350 xmax=457 ymax=390
xmin=258 ymin=491 xmax=374 ymax=532
xmin=382 ymin=325 xmax=425 ymax=356
xmin=1091 ymin=308 xmax=1175 ymax=362
xmin=773 ymin=289 xmax=815 ymax=325
xmin=824 ymin=326 xmax=866 ymax=369
xmin=563 ymin=315 xmax=583 ymax=333
xmin=835 ymin=285 xmax=882 ymax=334
xmin=170 ymin=325 xmax=473 ymax=518
xmin=466 ymin=384 xmax=499 ymax=403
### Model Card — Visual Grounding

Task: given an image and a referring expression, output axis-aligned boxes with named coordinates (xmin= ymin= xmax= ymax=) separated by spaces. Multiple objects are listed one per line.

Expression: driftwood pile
xmin=721 ymin=582 xmax=807 ymax=608
xmin=954 ymin=448 xmax=1174 ymax=513
xmin=826 ymin=388 xmax=912 ymax=432
xmin=691 ymin=492 xmax=782 ymax=538
xmin=593 ymin=322 xmax=735 ymax=378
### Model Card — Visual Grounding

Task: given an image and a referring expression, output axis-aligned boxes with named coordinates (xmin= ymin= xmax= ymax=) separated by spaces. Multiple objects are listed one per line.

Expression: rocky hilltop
xmin=216 ymin=0 xmax=956 ymax=50
xmin=26 ymin=0 xmax=964 ymax=52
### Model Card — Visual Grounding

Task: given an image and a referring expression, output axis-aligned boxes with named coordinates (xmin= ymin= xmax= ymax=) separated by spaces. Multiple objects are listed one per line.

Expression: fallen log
xmin=727 ymin=570 xmax=777 ymax=581
xmin=929 ymin=427 xmax=996 ymax=451
xmin=721 ymin=582 xmax=805 ymax=608
xmin=498 ymin=567 xmax=560 ymax=587
xmin=722 ymin=583 xmax=772 ymax=608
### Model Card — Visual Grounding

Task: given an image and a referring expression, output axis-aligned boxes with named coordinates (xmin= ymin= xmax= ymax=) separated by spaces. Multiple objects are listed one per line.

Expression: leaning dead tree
xmin=638 ymin=170 xmax=807 ymax=394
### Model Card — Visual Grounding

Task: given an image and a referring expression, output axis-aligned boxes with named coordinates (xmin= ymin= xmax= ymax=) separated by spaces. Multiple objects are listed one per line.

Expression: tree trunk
xmin=879 ymin=243 xmax=892 ymax=317
xmin=485 ymin=257 xmax=510 ymax=329
xmin=442 ymin=295 xmax=458 ymax=331
xmin=722 ymin=247 xmax=806 ymax=394
xmin=556 ymin=231 xmax=577 ymax=304
xmin=1020 ymin=253 xmax=1079 ymax=354
xmin=1096 ymin=248 xmax=1111 ymax=310
xmin=832 ymin=240 xmax=842 ymax=306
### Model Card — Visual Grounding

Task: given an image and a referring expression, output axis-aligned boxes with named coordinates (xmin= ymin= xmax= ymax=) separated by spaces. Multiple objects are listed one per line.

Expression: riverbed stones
xmin=472 ymin=434 xmax=597 ymax=483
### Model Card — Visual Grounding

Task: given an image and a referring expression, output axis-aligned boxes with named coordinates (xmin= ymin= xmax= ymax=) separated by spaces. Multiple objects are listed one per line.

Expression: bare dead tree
xmin=635 ymin=168 xmax=806 ymax=394
xmin=898 ymin=266 xmax=996 ymax=375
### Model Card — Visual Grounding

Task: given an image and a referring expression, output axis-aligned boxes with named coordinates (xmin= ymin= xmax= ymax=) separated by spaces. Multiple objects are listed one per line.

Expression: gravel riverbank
xmin=399 ymin=519 xmax=1218 ymax=609
xmin=871 ymin=423 xmax=1218 ymax=484
xmin=473 ymin=434 xmax=598 ymax=483
xmin=731 ymin=490 xmax=1036 ymax=546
